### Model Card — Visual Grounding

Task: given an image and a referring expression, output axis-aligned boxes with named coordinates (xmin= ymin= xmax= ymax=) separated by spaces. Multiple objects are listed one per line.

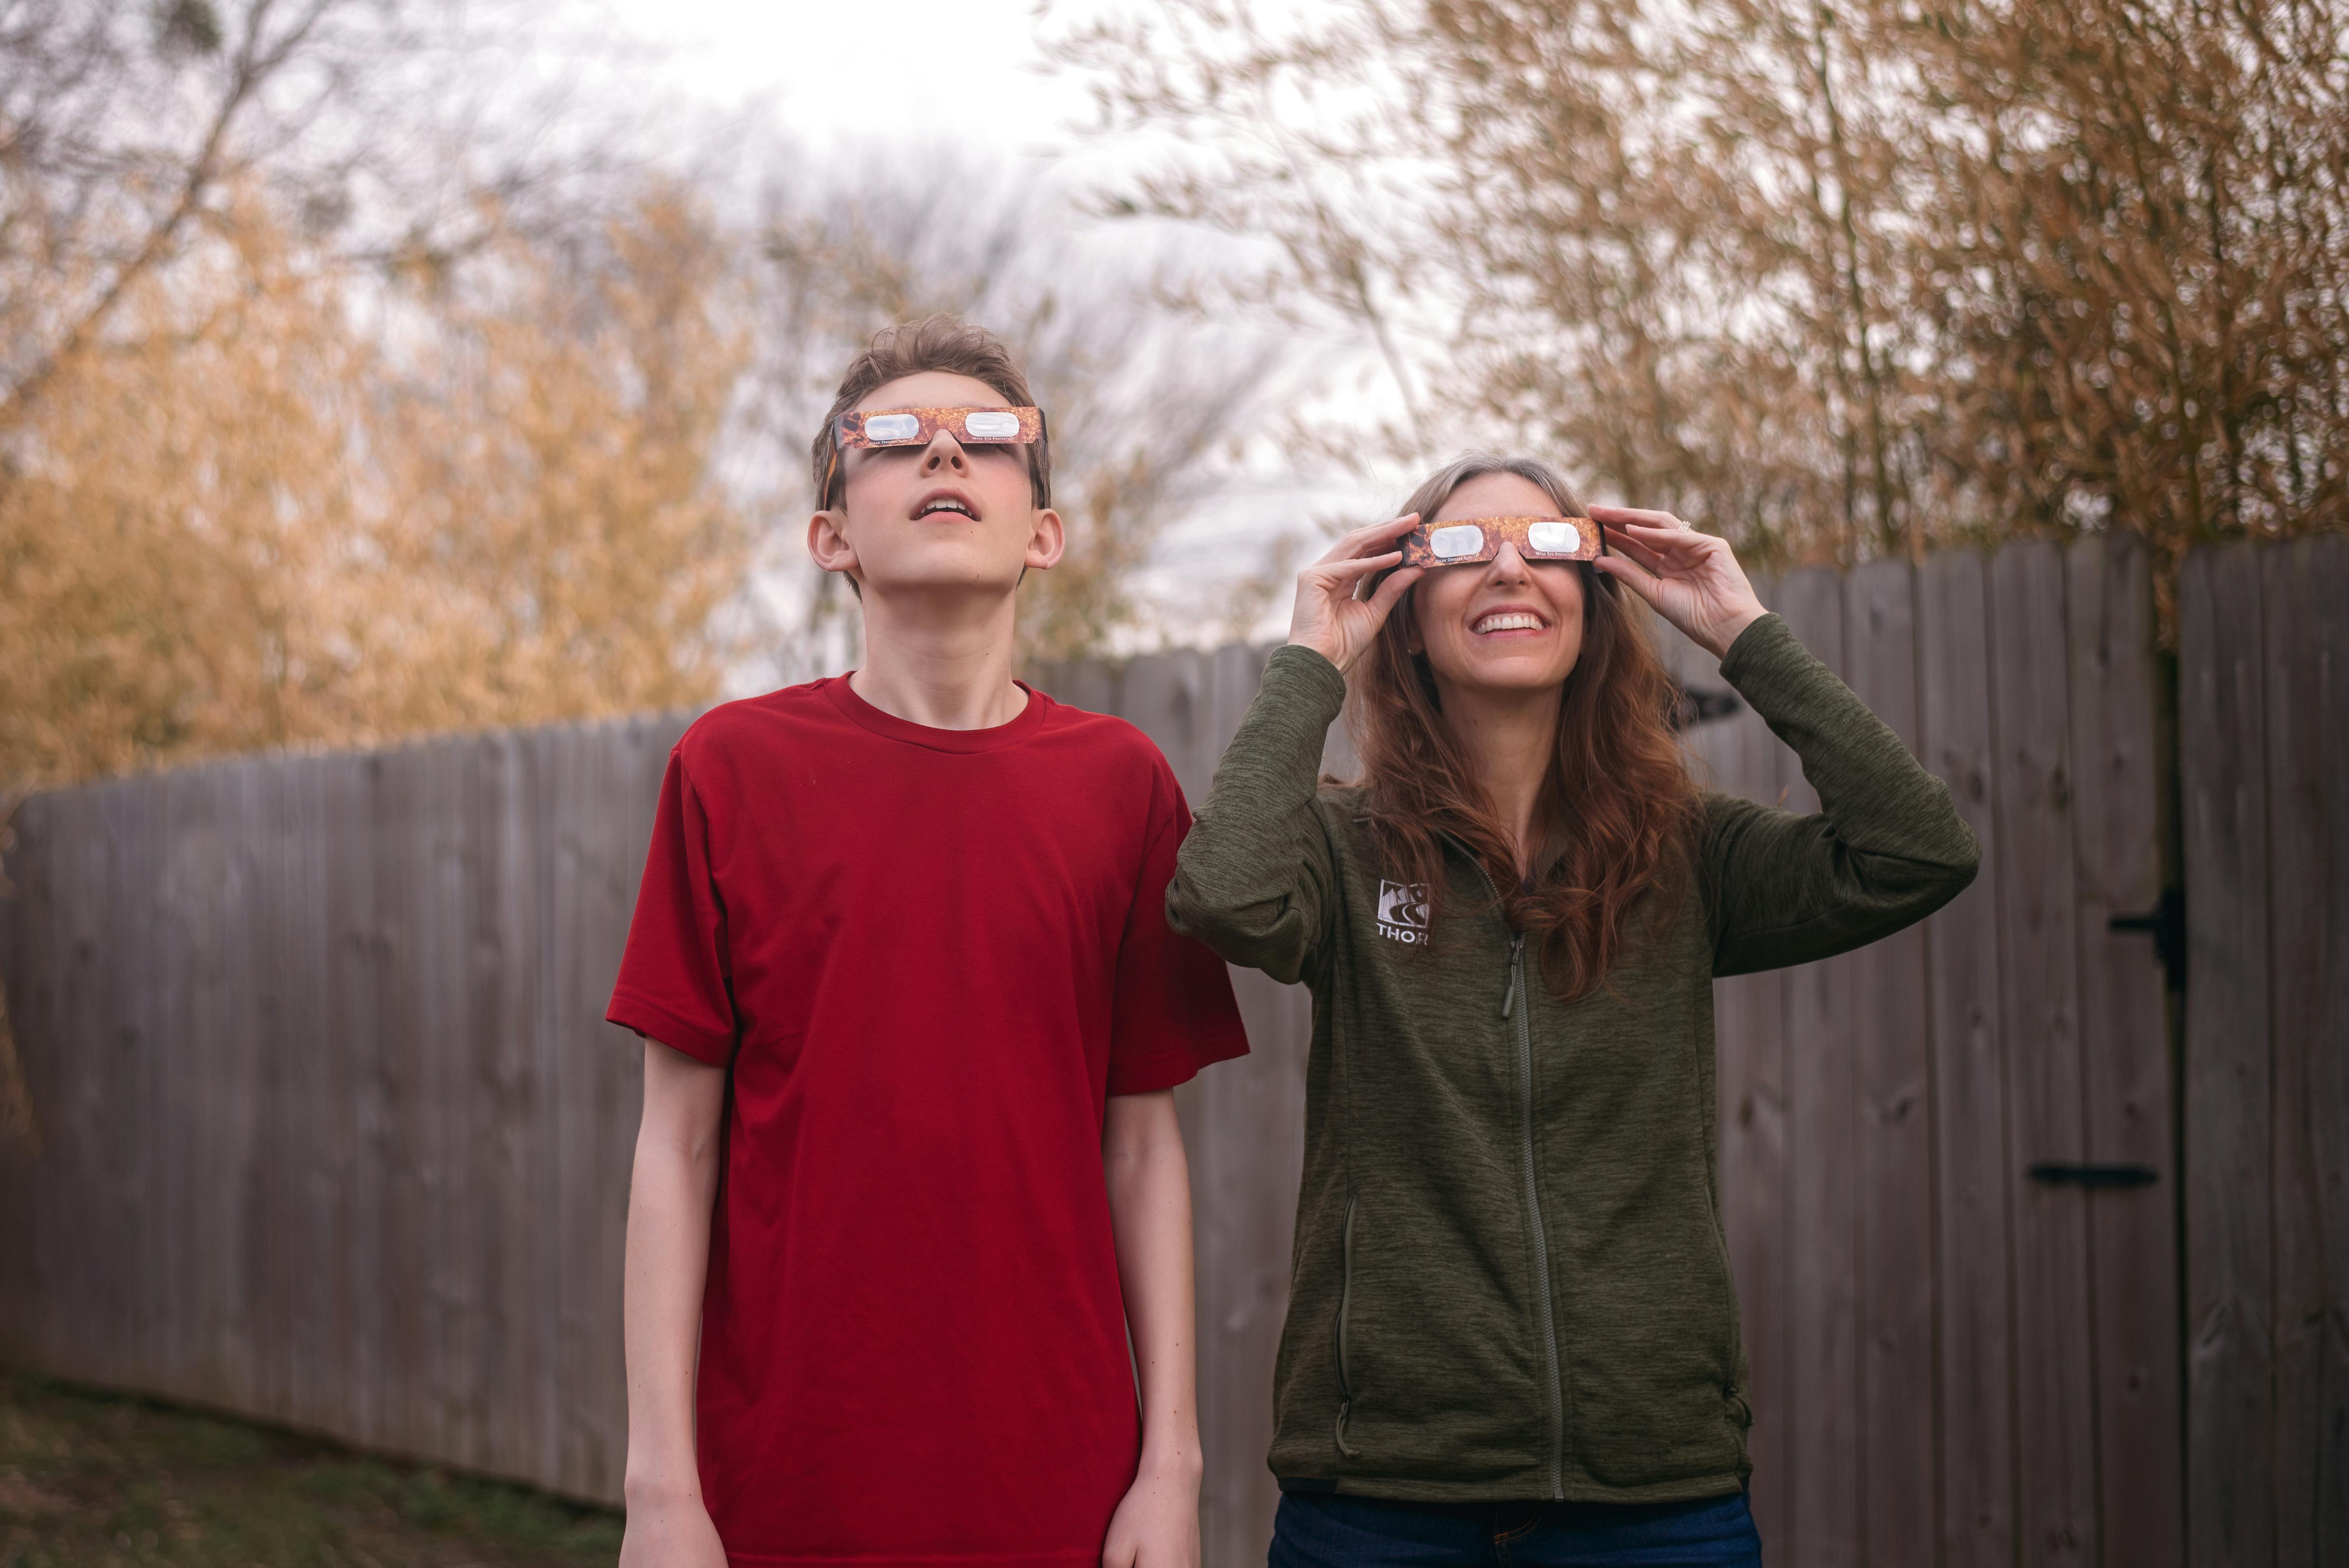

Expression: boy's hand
xmin=1101 ymin=1455 xmax=1202 ymax=1568
xmin=619 ymin=1493 xmax=729 ymax=1568
xmin=1286 ymin=514 xmax=1425 ymax=674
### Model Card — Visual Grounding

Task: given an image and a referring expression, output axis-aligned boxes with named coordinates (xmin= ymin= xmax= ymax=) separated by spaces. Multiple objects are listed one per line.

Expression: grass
xmin=0 ymin=1369 xmax=621 ymax=1568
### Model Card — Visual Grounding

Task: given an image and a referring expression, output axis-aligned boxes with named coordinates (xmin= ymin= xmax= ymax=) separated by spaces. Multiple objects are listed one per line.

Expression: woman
xmin=1167 ymin=454 xmax=1979 ymax=1567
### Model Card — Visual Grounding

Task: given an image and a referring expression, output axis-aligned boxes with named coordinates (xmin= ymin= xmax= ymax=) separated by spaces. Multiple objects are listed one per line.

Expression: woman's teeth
xmin=1473 ymin=612 xmax=1545 ymax=634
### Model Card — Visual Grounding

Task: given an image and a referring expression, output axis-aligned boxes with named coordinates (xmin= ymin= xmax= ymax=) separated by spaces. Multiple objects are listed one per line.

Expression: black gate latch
xmin=2027 ymin=1162 xmax=2160 ymax=1189
xmin=1669 ymin=684 xmax=1744 ymax=731
xmin=2108 ymin=886 xmax=2185 ymax=990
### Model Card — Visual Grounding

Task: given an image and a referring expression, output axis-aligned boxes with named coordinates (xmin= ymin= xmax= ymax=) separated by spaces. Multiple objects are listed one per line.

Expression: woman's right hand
xmin=1286 ymin=514 xmax=1426 ymax=674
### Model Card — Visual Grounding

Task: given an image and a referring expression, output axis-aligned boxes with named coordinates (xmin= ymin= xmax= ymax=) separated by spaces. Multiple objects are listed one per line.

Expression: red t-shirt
xmin=607 ymin=675 xmax=1249 ymax=1568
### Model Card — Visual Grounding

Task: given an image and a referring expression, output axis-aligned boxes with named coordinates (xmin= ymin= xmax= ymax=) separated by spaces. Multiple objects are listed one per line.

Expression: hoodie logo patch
xmin=1377 ymin=880 xmax=1430 ymax=944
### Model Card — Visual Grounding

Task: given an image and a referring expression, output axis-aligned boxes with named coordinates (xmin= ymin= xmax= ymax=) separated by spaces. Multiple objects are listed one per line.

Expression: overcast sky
xmin=590 ymin=0 xmax=1103 ymax=158
xmin=561 ymin=0 xmax=1401 ymax=660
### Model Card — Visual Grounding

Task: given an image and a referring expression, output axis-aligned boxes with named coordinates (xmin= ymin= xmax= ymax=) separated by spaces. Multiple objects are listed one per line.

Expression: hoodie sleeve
xmin=1701 ymin=613 xmax=1982 ymax=976
xmin=1164 ymin=644 xmax=1346 ymax=986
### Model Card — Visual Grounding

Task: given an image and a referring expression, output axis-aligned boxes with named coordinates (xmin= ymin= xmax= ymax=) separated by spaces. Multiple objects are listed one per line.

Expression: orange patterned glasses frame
xmin=824 ymin=406 xmax=1045 ymax=504
xmin=1399 ymin=514 xmax=1602 ymax=569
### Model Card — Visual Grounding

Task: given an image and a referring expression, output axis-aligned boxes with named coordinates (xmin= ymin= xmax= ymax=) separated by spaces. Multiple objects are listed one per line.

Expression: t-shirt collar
xmin=823 ymin=674 xmax=1050 ymax=754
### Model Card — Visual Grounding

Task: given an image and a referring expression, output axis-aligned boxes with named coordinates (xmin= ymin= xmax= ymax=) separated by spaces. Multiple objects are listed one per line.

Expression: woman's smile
xmin=1470 ymin=606 xmax=1550 ymax=637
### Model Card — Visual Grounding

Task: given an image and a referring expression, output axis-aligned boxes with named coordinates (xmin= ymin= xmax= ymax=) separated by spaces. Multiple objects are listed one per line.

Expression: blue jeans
xmin=1268 ymin=1488 xmax=1763 ymax=1568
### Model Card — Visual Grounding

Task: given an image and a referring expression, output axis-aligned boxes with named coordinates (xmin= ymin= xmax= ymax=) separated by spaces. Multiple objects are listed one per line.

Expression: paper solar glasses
xmin=1399 ymin=514 xmax=1602 ymax=569
xmin=834 ymin=406 xmax=1043 ymax=451
xmin=825 ymin=406 xmax=1045 ymax=505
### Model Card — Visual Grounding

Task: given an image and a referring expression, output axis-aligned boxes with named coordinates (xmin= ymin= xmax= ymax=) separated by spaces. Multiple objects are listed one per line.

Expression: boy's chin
xmin=856 ymin=558 xmax=1032 ymax=597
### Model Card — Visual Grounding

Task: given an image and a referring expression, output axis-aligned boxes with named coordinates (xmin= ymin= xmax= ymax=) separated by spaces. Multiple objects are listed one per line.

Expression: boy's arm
xmin=618 ymin=1040 xmax=730 ymax=1568
xmin=1099 ymin=1090 xmax=1203 ymax=1568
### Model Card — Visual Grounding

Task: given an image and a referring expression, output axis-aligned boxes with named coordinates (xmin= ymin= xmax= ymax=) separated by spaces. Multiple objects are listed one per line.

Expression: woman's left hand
xmin=1587 ymin=505 xmax=1768 ymax=660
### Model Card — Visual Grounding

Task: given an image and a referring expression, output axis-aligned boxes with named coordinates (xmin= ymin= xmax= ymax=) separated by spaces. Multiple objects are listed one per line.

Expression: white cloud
xmin=582 ymin=0 xmax=1094 ymax=156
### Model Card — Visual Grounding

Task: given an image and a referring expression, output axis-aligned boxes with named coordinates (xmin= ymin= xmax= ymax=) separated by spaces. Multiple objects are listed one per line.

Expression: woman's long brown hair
xmin=1349 ymin=454 xmax=1703 ymax=1000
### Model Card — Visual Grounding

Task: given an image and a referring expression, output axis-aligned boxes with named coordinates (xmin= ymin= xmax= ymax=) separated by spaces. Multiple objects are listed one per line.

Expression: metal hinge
xmin=2108 ymin=886 xmax=2185 ymax=990
xmin=2028 ymin=1162 xmax=2160 ymax=1189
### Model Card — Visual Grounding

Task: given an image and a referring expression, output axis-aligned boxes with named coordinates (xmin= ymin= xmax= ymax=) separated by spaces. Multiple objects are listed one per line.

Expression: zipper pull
xmin=1501 ymin=933 xmax=1524 ymax=1018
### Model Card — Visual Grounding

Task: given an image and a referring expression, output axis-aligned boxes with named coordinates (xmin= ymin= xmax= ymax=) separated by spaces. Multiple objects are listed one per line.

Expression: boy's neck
xmin=848 ymin=585 xmax=1030 ymax=731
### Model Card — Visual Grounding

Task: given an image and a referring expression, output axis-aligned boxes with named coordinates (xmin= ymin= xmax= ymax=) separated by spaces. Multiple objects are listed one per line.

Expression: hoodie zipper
xmin=1480 ymin=864 xmax=1568 ymax=1501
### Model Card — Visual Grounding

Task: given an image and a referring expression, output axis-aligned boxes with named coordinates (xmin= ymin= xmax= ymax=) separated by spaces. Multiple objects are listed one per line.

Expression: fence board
xmin=2260 ymin=535 xmax=2349 ymax=1566
xmin=167 ymin=765 xmax=227 ymax=1407
xmin=252 ymin=758 xmax=326 ymax=1430
xmin=2064 ymin=535 xmax=2184 ymax=1568
xmin=411 ymin=743 xmax=461 ymax=1461
xmin=0 ymin=795 xmax=35 ymax=1358
xmin=106 ymin=782 xmax=158 ymax=1391
xmin=1989 ymin=540 xmax=2101 ymax=1566
xmin=56 ymin=789 xmax=116 ymax=1385
xmin=2304 ymin=536 xmax=2349 ymax=1564
xmin=1774 ymin=568 xmax=1863 ymax=1568
xmin=1843 ymin=559 xmax=1938 ymax=1567
xmin=375 ymin=744 xmax=430 ymax=1460
xmin=522 ymin=730 xmax=563 ymax=1487
xmin=0 ymin=808 xmax=29 ymax=1355
xmin=321 ymin=753 xmax=382 ymax=1445
xmin=549 ymin=725 xmax=613 ymax=1495
xmin=2180 ymin=543 xmax=2274 ymax=1568
xmin=1919 ymin=549 xmax=2019 ymax=1568
xmin=483 ymin=733 xmax=541 ymax=1478
xmin=69 ymin=788 xmax=114 ymax=1387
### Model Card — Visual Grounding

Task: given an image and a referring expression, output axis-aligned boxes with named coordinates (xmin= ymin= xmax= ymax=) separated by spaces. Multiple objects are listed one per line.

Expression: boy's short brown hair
xmin=813 ymin=314 xmax=1052 ymax=509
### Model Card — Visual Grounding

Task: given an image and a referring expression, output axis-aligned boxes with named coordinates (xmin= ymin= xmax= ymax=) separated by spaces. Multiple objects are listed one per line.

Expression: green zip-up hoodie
xmin=1165 ymin=613 xmax=1979 ymax=1505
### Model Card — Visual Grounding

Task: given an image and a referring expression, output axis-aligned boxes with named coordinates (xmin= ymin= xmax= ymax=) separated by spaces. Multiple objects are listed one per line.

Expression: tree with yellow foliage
xmin=0 ymin=184 xmax=752 ymax=788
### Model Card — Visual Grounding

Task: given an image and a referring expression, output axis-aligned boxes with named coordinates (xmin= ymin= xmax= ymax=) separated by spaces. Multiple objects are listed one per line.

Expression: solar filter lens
xmin=1430 ymin=525 xmax=1487 ymax=561
xmin=962 ymin=410 xmax=1022 ymax=440
xmin=1527 ymin=521 xmax=1581 ymax=554
xmin=864 ymin=413 xmax=922 ymax=443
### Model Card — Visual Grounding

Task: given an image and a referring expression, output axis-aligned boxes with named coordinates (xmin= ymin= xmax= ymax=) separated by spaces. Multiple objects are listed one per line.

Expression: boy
xmin=607 ymin=314 xmax=1248 ymax=1568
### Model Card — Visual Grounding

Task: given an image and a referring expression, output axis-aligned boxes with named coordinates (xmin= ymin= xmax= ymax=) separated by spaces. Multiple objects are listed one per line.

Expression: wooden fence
xmin=1 ymin=532 xmax=2341 ymax=1565
xmin=0 ymin=719 xmax=682 ymax=1500
xmin=1666 ymin=539 xmax=2182 ymax=1568
xmin=2177 ymin=538 xmax=2348 ymax=1568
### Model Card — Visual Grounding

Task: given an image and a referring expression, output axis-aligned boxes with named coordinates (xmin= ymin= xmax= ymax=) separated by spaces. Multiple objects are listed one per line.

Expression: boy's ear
xmin=807 ymin=509 xmax=861 ymax=582
xmin=1024 ymin=506 xmax=1066 ymax=572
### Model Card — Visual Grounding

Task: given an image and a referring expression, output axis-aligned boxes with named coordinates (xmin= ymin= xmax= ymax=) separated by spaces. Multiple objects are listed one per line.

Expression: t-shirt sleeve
xmin=606 ymin=748 xmax=738 ymax=1066
xmin=1106 ymin=763 xmax=1252 ymax=1096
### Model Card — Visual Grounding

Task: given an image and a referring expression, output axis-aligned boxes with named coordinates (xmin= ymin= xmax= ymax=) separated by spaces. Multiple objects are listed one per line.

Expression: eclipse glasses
xmin=825 ymin=404 xmax=1046 ymax=505
xmin=1400 ymin=514 xmax=1602 ymax=569
xmin=836 ymin=405 xmax=1044 ymax=450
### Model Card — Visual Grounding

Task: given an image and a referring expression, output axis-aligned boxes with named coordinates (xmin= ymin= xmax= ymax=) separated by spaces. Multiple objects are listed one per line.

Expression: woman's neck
xmin=1433 ymin=677 xmax=1561 ymax=879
